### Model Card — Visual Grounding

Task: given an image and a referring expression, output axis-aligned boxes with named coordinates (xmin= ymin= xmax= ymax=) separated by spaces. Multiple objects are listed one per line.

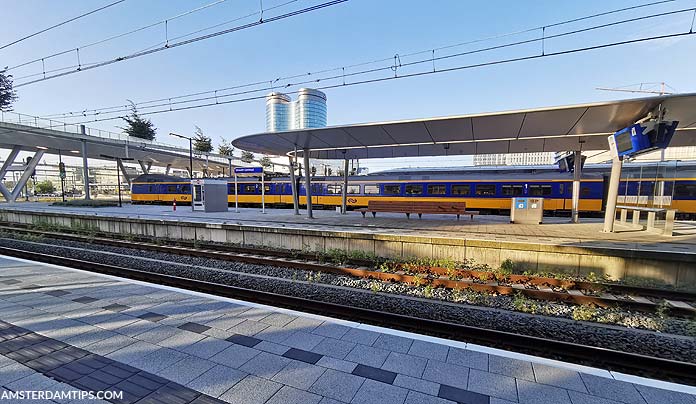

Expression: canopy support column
xmin=602 ymin=156 xmax=623 ymax=233
xmin=288 ymin=156 xmax=299 ymax=215
xmin=0 ymin=146 xmax=21 ymax=202
xmin=10 ymin=150 xmax=44 ymax=202
xmin=341 ymin=157 xmax=349 ymax=214
xmin=81 ymin=139 xmax=90 ymax=200
xmin=571 ymin=150 xmax=582 ymax=223
xmin=138 ymin=160 xmax=150 ymax=174
xmin=117 ymin=159 xmax=132 ymax=186
xmin=303 ymin=149 xmax=313 ymax=218
xmin=165 ymin=164 xmax=171 ymax=175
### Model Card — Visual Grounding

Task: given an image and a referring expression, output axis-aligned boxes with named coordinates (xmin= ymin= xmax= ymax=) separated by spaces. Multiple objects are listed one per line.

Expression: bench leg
xmin=361 ymin=212 xmax=365 ymax=218
xmin=647 ymin=211 xmax=656 ymax=230
xmin=470 ymin=214 xmax=473 ymax=220
xmin=456 ymin=214 xmax=460 ymax=220
xmin=406 ymin=213 xmax=410 ymax=219
xmin=372 ymin=212 xmax=376 ymax=218
xmin=664 ymin=209 xmax=676 ymax=236
xmin=632 ymin=210 xmax=640 ymax=226
xmin=619 ymin=209 xmax=627 ymax=223
xmin=418 ymin=213 xmax=422 ymax=219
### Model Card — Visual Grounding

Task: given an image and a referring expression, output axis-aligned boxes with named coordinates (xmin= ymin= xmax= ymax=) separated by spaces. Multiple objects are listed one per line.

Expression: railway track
xmin=1 ymin=224 xmax=695 ymax=317
xmin=0 ymin=244 xmax=694 ymax=386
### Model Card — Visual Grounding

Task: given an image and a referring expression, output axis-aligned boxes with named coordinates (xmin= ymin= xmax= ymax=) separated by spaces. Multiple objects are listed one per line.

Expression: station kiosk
xmin=191 ymin=179 xmax=229 ymax=212
xmin=510 ymin=197 xmax=544 ymax=224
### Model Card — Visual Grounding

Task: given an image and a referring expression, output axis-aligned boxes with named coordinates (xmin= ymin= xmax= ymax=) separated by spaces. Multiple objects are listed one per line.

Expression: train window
xmin=501 ymin=185 xmax=524 ymax=196
xmin=383 ymin=184 xmax=401 ymax=195
xmin=243 ymin=184 xmax=257 ymax=193
xmin=529 ymin=185 xmax=552 ymax=196
xmin=451 ymin=184 xmax=470 ymax=195
xmin=638 ymin=182 xmax=654 ymax=196
xmin=326 ymin=184 xmax=342 ymax=194
xmin=181 ymin=185 xmax=190 ymax=194
xmin=427 ymin=184 xmax=446 ymax=195
xmin=347 ymin=185 xmax=360 ymax=194
xmin=581 ymin=187 xmax=591 ymax=196
xmin=675 ymin=184 xmax=696 ymax=197
xmin=475 ymin=184 xmax=496 ymax=196
xmin=149 ymin=185 xmax=155 ymax=192
xmin=364 ymin=185 xmax=379 ymax=194
xmin=405 ymin=184 xmax=423 ymax=195
xmin=264 ymin=185 xmax=271 ymax=193
xmin=167 ymin=185 xmax=178 ymax=193
xmin=559 ymin=183 xmax=565 ymax=195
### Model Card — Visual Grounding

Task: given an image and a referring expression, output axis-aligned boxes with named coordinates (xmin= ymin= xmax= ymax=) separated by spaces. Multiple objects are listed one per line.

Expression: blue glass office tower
xmin=265 ymin=89 xmax=327 ymax=132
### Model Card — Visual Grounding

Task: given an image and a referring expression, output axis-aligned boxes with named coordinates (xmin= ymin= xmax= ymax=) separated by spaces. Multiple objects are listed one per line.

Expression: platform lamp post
xmin=169 ymin=132 xmax=195 ymax=212
xmin=100 ymin=154 xmax=133 ymax=207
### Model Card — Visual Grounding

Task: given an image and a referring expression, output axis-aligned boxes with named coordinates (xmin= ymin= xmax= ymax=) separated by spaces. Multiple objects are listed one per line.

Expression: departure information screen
xmin=615 ymin=131 xmax=634 ymax=153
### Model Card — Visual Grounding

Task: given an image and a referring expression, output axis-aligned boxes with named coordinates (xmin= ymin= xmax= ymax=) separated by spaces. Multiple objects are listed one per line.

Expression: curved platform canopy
xmin=233 ymin=93 xmax=696 ymax=160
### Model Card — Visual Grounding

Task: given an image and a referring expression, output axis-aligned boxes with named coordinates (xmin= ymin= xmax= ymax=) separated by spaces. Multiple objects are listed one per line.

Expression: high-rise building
xmin=265 ymin=89 xmax=327 ymax=132
xmin=473 ymin=152 xmax=556 ymax=166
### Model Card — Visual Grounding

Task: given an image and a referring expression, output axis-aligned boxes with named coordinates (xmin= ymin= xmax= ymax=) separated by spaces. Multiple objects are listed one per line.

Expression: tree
xmin=192 ymin=126 xmax=213 ymax=154
xmin=241 ymin=151 xmax=254 ymax=163
xmin=0 ymin=71 xmax=18 ymax=112
xmin=35 ymin=180 xmax=55 ymax=195
xmin=120 ymin=101 xmax=156 ymax=140
xmin=217 ymin=138 xmax=234 ymax=156
xmin=259 ymin=156 xmax=272 ymax=169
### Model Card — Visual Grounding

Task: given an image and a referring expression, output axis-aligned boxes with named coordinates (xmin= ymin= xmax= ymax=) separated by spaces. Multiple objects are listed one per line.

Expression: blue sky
xmin=2 ymin=0 xmax=696 ymax=170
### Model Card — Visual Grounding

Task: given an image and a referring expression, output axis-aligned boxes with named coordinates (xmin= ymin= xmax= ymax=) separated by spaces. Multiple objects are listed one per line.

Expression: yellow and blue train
xmin=131 ymin=163 xmax=696 ymax=216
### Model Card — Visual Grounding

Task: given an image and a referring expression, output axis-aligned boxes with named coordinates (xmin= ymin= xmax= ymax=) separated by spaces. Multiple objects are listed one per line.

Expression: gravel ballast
xmin=0 ymin=234 xmax=694 ymax=365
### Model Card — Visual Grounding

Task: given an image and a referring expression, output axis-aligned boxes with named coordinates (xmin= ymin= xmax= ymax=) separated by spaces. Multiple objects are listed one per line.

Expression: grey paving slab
xmin=266 ymin=385 xmax=323 ymax=404
xmin=209 ymin=343 xmax=260 ymax=368
xmin=132 ymin=325 xmax=181 ymax=344
xmin=579 ymin=373 xmax=647 ymax=404
xmin=0 ymin=361 xmax=39 ymax=384
xmin=128 ymin=347 xmax=189 ymax=373
xmin=345 ymin=344 xmax=391 ymax=368
xmin=239 ymin=351 xmax=292 ymax=378
xmin=112 ymin=318 xmax=160 ymax=338
xmin=156 ymin=329 xmax=206 ymax=351
xmin=568 ymin=390 xmax=628 ymax=404
xmin=381 ymin=351 xmax=427 ymax=378
xmin=489 ymin=354 xmax=536 ymax=382
xmin=202 ymin=313 xmax=246 ymax=331
xmin=236 ymin=307 xmax=274 ymax=322
xmin=517 ymin=379 xmax=572 ymax=404
xmin=219 ymin=374 xmax=283 ymax=404
xmin=154 ymin=355 xmax=216 ymax=385
xmin=255 ymin=340 xmax=290 ymax=355
xmin=316 ymin=356 xmax=358 ymax=373
xmin=5 ymin=372 xmax=60 ymax=393
xmin=63 ymin=327 xmax=120 ymax=348
xmin=283 ymin=316 xmax=324 ymax=333
xmin=372 ymin=333 xmax=414 ymax=354
xmin=393 ymin=374 xmax=440 ymax=396
xmin=422 ymin=359 xmax=470 ymax=391
xmin=408 ymin=340 xmax=449 ymax=363
xmin=228 ymin=320 xmax=270 ymax=336
xmin=180 ymin=336 xmax=232 ymax=359
xmin=186 ymin=364 xmax=247 ymax=398
xmin=351 ymin=378 xmax=409 ymax=404
xmin=311 ymin=322 xmax=351 ymax=339
xmin=107 ymin=340 xmax=161 ymax=365
xmin=253 ymin=324 xmax=297 ymax=344
xmin=319 ymin=399 xmax=347 ymax=404
xmin=533 ymin=362 xmax=588 ymax=393
xmin=404 ymin=391 xmax=457 ymax=404
xmin=633 ymin=383 xmax=696 ymax=404
xmin=447 ymin=347 xmax=489 ymax=371
xmin=341 ymin=328 xmax=380 ymax=346
xmin=83 ymin=333 xmax=136 ymax=356
xmin=260 ymin=312 xmax=297 ymax=328
xmin=311 ymin=337 xmax=356 ymax=359
xmin=272 ymin=359 xmax=326 ymax=390
xmin=309 ymin=368 xmax=366 ymax=403
xmin=282 ymin=330 xmax=325 ymax=351
xmin=467 ymin=368 xmax=518 ymax=402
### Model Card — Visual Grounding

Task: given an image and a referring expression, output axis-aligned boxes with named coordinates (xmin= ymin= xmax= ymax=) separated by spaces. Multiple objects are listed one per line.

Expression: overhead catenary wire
xmin=13 ymin=0 xmax=349 ymax=88
xmin=41 ymin=0 xmax=687 ymax=120
xmin=0 ymin=0 xmax=127 ymax=51
xmin=47 ymin=3 xmax=696 ymax=124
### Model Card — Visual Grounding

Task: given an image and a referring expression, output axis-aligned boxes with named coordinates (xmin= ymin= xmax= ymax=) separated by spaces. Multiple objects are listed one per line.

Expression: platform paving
xmin=0 ymin=256 xmax=695 ymax=404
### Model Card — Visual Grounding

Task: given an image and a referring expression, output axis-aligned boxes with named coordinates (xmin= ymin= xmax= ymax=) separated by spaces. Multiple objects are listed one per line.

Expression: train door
xmin=601 ymin=175 xmax=610 ymax=211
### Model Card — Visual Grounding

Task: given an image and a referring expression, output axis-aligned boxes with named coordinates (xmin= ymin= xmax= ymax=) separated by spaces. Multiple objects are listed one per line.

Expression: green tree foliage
xmin=259 ymin=156 xmax=272 ymax=168
xmin=120 ymin=101 xmax=156 ymax=140
xmin=193 ymin=126 xmax=213 ymax=154
xmin=0 ymin=71 xmax=18 ymax=112
xmin=35 ymin=180 xmax=55 ymax=195
xmin=217 ymin=138 xmax=234 ymax=156
xmin=241 ymin=151 xmax=254 ymax=163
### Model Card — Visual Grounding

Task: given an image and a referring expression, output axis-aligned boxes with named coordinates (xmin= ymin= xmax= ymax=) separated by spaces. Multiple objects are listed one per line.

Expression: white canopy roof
xmin=232 ymin=93 xmax=696 ymax=160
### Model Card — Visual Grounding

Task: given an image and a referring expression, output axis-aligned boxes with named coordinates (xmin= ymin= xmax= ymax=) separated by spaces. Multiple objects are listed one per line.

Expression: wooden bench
xmin=616 ymin=205 xmax=677 ymax=236
xmin=358 ymin=200 xmax=479 ymax=220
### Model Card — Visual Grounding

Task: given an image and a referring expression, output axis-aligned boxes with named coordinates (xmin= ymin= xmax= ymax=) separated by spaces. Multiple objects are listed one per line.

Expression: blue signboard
xmin=612 ymin=121 xmax=678 ymax=159
xmin=234 ymin=167 xmax=263 ymax=174
xmin=516 ymin=198 xmax=527 ymax=209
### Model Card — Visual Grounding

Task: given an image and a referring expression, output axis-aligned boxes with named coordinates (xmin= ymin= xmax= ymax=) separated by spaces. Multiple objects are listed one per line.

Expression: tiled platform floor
xmin=0 ymin=256 xmax=695 ymax=404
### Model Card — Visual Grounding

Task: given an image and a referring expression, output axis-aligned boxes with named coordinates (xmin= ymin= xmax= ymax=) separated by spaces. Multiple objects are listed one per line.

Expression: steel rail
xmin=0 ymin=245 xmax=694 ymax=385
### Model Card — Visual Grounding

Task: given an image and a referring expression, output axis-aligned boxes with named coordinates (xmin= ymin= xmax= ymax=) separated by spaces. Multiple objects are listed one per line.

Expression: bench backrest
xmin=367 ymin=200 xmax=467 ymax=211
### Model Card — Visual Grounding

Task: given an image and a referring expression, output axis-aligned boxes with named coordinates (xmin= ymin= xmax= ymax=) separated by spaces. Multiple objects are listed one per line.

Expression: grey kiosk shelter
xmin=192 ymin=179 xmax=229 ymax=213
xmin=233 ymin=93 xmax=696 ymax=226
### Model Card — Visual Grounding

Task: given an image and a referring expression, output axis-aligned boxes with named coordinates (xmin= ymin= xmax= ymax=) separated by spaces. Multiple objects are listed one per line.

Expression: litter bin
xmin=510 ymin=197 xmax=543 ymax=224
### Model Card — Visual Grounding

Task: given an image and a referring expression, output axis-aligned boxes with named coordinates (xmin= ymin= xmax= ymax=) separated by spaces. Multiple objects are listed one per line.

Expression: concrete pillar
xmin=227 ymin=159 xmax=233 ymax=178
xmin=571 ymin=150 xmax=581 ymax=223
xmin=0 ymin=146 xmax=21 ymax=201
xmin=81 ymin=138 xmax=90 ymax=200
xmin=341 ymin=157 xmax=349 ymax=214
xmin=303 ymin=149 xmax=313 ymax=219
xmin=602 ymin=156 xmax=622 ymax=233
xmin=10 ymin=150 xmax=44 ymax=202
xmin=288 ymin=156 xmax=299 ymax=215
xmin=165 ymin=164 xmax=171 ymax=175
